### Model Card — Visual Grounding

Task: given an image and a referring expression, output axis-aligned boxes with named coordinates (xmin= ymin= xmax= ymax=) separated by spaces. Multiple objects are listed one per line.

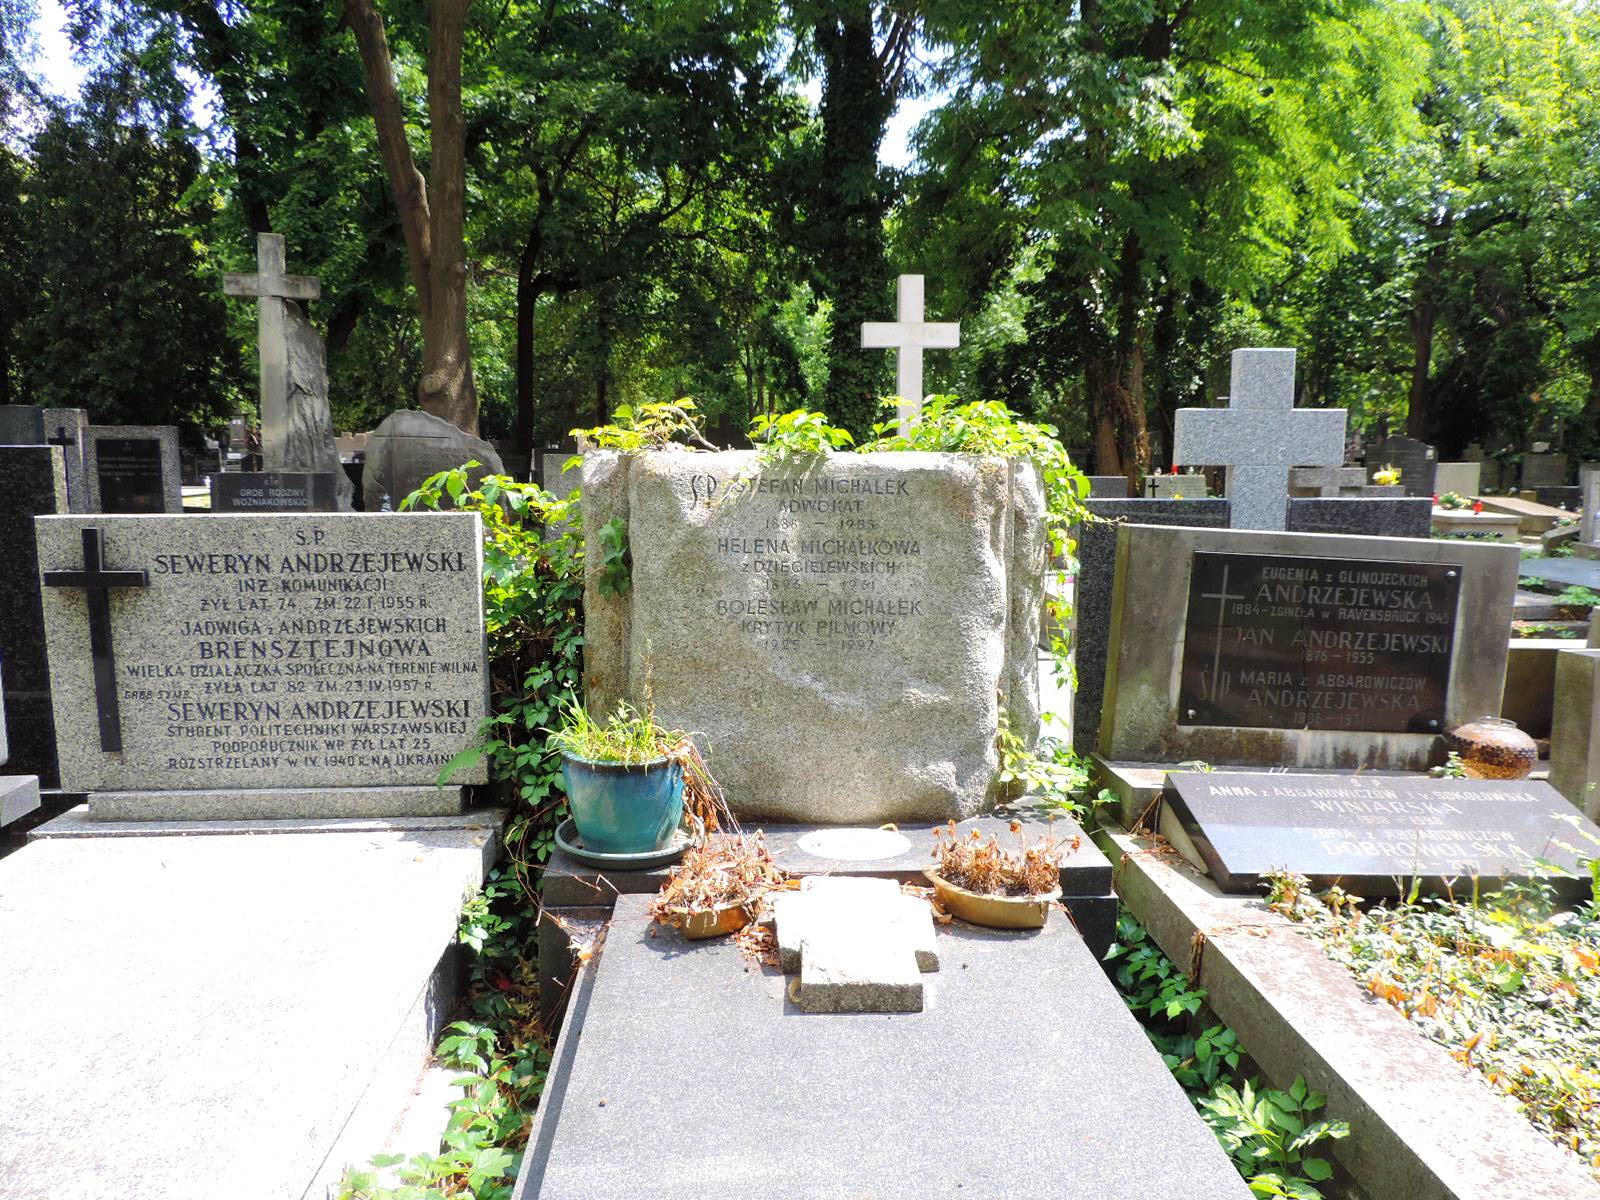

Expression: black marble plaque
xmin=95 ymin=438 xmax=165 ymax=513
xmin=210 ymin=471 xmax=338 ymax=513
xmin=1164 ymin=771 xmax=1600 ymax=896
xmin=1178 ymin=551 xmax=1459 ymax=734
xmin=1368 ymin=435 xmax=1437 ymax=498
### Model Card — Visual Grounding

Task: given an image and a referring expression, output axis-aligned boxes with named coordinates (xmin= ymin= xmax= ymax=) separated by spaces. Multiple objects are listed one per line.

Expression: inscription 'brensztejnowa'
xmin=37 ymin=513 xmax=489 ymax=791
xmin=583 ymin=450 xmax=1044 ymax=824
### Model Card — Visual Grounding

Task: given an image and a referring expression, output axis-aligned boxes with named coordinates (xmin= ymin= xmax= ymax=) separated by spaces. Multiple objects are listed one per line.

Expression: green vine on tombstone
xmin=596 ymin=517 xmax=631 ymax=597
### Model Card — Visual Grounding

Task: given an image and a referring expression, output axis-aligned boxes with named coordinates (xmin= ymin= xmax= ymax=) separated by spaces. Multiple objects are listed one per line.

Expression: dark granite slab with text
xmin=1163 ymin=771 xmax=1600 ymax=895
xmin=0 ymin=447 xmax=67 ymax=784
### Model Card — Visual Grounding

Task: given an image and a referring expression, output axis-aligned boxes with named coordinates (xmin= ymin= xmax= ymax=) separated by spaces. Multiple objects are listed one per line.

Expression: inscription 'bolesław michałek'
xmin=1178 ymin=552 xmax=1459 ymax=734
xmin=37 ymin=513 xmax=489 ymax=791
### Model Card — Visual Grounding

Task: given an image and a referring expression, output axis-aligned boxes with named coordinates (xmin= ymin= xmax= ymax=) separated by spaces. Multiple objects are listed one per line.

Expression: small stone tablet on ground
xmin=1162 ymin=771 xmax=1600 ymax=896
xmin=771 ymin=877 xmax=938 ymax=1012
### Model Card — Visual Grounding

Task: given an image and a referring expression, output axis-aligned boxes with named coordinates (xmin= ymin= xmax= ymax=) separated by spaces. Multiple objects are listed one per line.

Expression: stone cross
xmin=771 ymin=876 xmax=938 ymax=1013
xmin=1173 ymin=348 xmax=1346 ymax=531
xmin=861 ymin=274 xmax=960 ymax=435
xmin=42 ymin=527 xmax=148 ymax=752
xmin=224 ymin=233 xmax=321 ymax=472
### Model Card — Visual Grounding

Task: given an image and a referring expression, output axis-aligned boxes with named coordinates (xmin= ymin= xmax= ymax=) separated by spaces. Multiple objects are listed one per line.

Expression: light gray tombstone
xmin=1522 ymin=452 xmax=1569 ymax=490
xmin=1550 ymin=647 xmax=1600 ymax=818
xmin=1578 ymin=463 xmax=1600 ymax=558
xmin=224 ymin=233 xmax=353 ymax=510
xmin=362 ymin=409 xmax=505 ymax=511
xmin=1288 ymin=466 xmax=1367 ymax=497
xmin=35 ymin=511 xmax=490 ymax=821
xmin=41 ymin=409 xmax=90 ymax=512
xmin=1172 ymin=348 xmax=1346 ymax=531
xmin=1145 ymin=473 xmax=1210 ymax=499
xmin=583 ymin=449 xmax=1044 ymax=823
xmin=860 ymin=274 xmax=960 ymax=435
xmin=83 ymin=425 xmax=182 ymax=513
xmin=1433 ymin=462 xmax=1482 ymax=498
xmin=1099 ymin=523 xmax=1519 ymax=771
xmin=771 ymin=876 xmax=938 ymax=1013
xmin=0 ymin=675 xmax=42 ymax=828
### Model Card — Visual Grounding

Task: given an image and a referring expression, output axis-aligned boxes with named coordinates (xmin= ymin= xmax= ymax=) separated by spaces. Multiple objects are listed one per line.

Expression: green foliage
xmin=749 ymin=407 xmax=855 ymax=464
xmin=595 ymin=518 xmax=631 ymax=598
xmin=1107 ymin=912 xmax=1350 ymax=1198
xmin=1557 ymin=585 xmax=1600 ymax=609
xmin=402 ymin=466 xmax=583 ymax=872
xmin=546 ymin=699 xmax=676 ymax=766
xmin=571 ymin=400 xmax=709 ymax=456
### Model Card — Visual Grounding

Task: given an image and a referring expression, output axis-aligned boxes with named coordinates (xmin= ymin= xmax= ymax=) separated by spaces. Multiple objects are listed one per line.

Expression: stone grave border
xmin=1101 ymin=825 xmax=1600 ymax=1200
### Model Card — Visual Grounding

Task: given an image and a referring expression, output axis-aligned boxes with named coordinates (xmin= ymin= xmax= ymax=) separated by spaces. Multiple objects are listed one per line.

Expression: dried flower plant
xmin=931 ymin=819 xmax=1079 ymax=897
xmin=649 ymin=831 xmax=786 ymax=923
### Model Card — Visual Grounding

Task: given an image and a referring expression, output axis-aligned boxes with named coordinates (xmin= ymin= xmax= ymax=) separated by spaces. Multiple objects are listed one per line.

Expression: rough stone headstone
xmin=223 ymin=233 xmax=353 ymax=510
xmin=859 ymin=274 xmax=959 ymax=434
xmin=1100 ymin=524 xmax=1519 ymax=770
xmin=772 ymin=877 xmax=938 ymax=1013
xmin=1163 ymin=771 xmax=1600 ymax=896
xmin=0 ymin=405 xmax=45 ymax=445
xmin=84 ymin=425 xmax=182 ymax=513
xmin=1367 ymin=435 xmax=1437 ymax=498
xmin=1071 ymin=499 xmax=1230 ymax=756
xmin=1522 ymin=452 xmax=1569 ymax=490
xmin=584 ymin=450 xmax=1044 ymax=823
xmin=1285 ymin=497 xmax=1433 ymax=538
xmin=211 ymin=471 xmax=339 ymax=513
xmin=1550 ymin=647 xmax=1600 ymax=817
xmin=35 ymin=512 xmax=490 ymax=820
xmin=0 ymin=446 xmax=69 ymax=785
xmin=362 ymin=410 xmax=505 ymax=512
xmin=1086 ymin=474 xmax=1129 ymax=498
xmin=1173 ymin=348 xmax=1346 ymax=530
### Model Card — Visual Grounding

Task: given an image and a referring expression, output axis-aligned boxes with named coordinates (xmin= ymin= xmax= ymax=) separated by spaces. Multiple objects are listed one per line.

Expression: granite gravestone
xmin=583 ymin=450 xmax=1044 ymax=823
xmin=0 ymin=405 xmax=45 ymax=445
xmin=0 ymin=674 xmax=42 ymax=828
xmin=211 ymin=471 xmax=339 ymax=513
xmin=1367 ymin=435 xmax=1437 ymax=498
xmin=1100 ymin=525 xmax=1518 ymax=770
xmin=362 ymin=409 xmax=505 ymax=511
xmin=0 ymin=408 xmax=90 ymax=511
xmin=1086 ymin=474 xmax=1129 ymax=498
xmin=1162 ymin=771 xmax=1600 ymax=896
xmin=0 ymin=446 xmax=69 ymax=785
xmin=1172 ymin=348 xmax=1346 ymax=530
xmin=1285 ymin=497 xmax=1432 ymax=538
xmin=84 ymin=426 xmax=182 ymax=513
xmin=35 ymin=512 xmax=490 ymax=820
xmin=1289 ymin=466 xmax=1367 ymax=497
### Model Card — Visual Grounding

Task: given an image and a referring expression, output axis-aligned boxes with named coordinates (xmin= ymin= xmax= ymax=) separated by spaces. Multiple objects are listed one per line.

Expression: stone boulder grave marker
xmin=36 ymin=512 xmax=489 ymax=820
xmin=362 ymin=409 xmax=505 ymax=512
xmin=583 ymin=449 xmax=1044 ymax=823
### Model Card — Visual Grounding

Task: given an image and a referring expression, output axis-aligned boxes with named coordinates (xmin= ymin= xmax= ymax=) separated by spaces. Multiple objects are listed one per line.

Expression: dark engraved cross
xmin=47 ymin=424 xmax=76 ymax=449
xmin=43 ymin=527 xmax=149 ymax=752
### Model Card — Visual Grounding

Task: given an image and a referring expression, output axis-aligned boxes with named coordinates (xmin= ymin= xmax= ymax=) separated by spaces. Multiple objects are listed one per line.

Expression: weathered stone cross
xmin=772 ymin=876 xmax=938 ymax=1012
xmin=224 ymin=233 xmax=321 ymax=471
xmin=1172 ymin=348 xmax=1346 ymax=531
xmin=861 ymin=274 xmax=960 ymax=435
xmin=43 ymin=527 xmax=149 ymax=752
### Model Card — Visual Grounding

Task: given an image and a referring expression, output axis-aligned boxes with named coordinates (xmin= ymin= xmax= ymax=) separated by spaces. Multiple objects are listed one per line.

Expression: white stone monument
xmin=224 ymin=233 xmax=353 ymax=509
xmin=860 ymin=274 xmax=960 ymax=435
xmin=1172 ymin=348 xmax=1346 ymax=531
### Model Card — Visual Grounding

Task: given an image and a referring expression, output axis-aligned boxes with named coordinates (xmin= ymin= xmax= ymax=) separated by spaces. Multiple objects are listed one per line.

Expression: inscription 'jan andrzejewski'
xmin=40 ymin=516 xmax=488 ymax=790
xmin=686 ymin=470 xmax=926 ymax=656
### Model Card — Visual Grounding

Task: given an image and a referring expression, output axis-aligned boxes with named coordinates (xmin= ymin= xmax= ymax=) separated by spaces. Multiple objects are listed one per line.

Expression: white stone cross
xmin=861 ymin=274 xmax=960 ymax=435
xmin=771 ymin=876 xmax=938 ymax=1013
xmin=1172 ymin=348 xmax=1346 ymax=531
xmin=224 ymin=233 xmax=321 ymax=470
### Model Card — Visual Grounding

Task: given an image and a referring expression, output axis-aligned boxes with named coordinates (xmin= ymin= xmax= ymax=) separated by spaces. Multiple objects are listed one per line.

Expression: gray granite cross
xmin=224 ymin=234 xmax=321 ymax=473
xmin=43 ymin=527 xmax=149 ymax=752
xmin=861 ymin=274 xmax=960 ymax=436
xmin=1173 ymin=348 xmax=1346 ymax=530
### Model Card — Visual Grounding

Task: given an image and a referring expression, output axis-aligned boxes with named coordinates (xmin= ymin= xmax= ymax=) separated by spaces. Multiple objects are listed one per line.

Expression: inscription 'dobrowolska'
xmin=1177 ymin=551 xmax=1460 ymax=734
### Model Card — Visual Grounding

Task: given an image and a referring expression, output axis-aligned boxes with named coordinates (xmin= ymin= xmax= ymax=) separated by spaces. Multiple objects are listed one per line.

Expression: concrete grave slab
xmin=1099 ymin=524 xmax=1519 ymax=769
xmin=516 ymin=894 xmax=1253 ymax=1200
xmin=1477 ymin=493 xmax=1569 ymax=535
xmin=1432 ymin=508 xmax=1520 ymax=541
xmin=0 ymin=815 xmax=502 ymax=1200
xmin=1520 ymin=556 xmax=1600 ymax=590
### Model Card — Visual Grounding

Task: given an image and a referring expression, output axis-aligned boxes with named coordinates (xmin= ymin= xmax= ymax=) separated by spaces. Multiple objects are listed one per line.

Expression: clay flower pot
xmin=658 ymin=901 xmax=752 ymax=940
xmin=923 ymin=869 xmax=1061 ymax=930
xmin=1445 ymin=716 xmax=1538 ymax=780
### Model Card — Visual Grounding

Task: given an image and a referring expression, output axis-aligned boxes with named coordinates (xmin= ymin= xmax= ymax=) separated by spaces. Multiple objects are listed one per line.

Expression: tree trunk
xmin=344 ymin=0 xmax=479 ymax=433
xmin=1103 ymin=232 xmax=1149 ymax=487
xmin=515 ymin=241 xmax=541 ymax=458
xmin=1406 ymin=218 xmax=1451 ymax=441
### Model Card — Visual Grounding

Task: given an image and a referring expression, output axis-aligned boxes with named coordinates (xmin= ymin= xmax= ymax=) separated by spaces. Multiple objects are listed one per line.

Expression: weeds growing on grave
xmin=1267 ymin=864 xmax=1600 ymax=1180
xmin=649 ymin=830 xmax=787 ymax=927
xmin=931 ymin=819 xmax=1076 ymax=897
xmin=1106 ymin=910 xmax=1350 ymax=1198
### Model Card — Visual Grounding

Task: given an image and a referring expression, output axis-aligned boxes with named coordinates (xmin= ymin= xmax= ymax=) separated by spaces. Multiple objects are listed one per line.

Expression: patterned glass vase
xmin=1445 ymin=716 xmax=1538 ymax=781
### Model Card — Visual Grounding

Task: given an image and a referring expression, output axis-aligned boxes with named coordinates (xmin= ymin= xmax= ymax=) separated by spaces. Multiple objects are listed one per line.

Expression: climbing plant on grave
xmin=405 ymin=466 xmax=585 ymax=883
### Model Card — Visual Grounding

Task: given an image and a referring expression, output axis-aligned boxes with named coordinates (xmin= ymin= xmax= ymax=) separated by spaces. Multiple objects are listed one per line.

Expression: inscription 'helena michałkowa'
xmin=690 ymin=471 xmax=926 ymax=656
xmin=1177 ymin=551 xmax=1460 ymax=734
xmin=38 ymin=514 xmax=489 ymax=791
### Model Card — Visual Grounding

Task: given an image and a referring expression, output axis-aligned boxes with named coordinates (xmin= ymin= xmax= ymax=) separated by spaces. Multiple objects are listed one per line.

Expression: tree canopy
xmin=0 ymin=0 xmax=1596 ymax=472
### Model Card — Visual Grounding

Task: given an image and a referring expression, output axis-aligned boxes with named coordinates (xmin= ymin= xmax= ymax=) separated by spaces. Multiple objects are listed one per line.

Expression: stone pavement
xmin=0 ymin=812 xmax=501 ymax=1200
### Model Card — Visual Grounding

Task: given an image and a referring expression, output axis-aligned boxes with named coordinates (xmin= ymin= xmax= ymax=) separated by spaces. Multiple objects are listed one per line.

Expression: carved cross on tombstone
xmin=1172 ymin=348 xmax=1346 ymax=531
xmin=224 ymin=233 xmax=321 ymax=472
xmin=43 ymin=528 xmax=149 ymax=752
xmin=47 ymin=424 xmax=75 ymax=451
xmin=771 ymin=876 xmax=938 ymax=1012
xmin=861 ymin=274 xmax=960 ymax=436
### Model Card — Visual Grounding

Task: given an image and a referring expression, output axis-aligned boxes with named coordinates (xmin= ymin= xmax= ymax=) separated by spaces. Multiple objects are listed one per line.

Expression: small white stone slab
xmin=795 ymin=827 xmax=911 ymax=861
xmin=773 ymin=877 xmax=938 ymax=1013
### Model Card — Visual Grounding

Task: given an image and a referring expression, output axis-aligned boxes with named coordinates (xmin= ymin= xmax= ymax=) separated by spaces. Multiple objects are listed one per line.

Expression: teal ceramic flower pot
xmin=561 ymin=753 xmax=684 ymax=855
